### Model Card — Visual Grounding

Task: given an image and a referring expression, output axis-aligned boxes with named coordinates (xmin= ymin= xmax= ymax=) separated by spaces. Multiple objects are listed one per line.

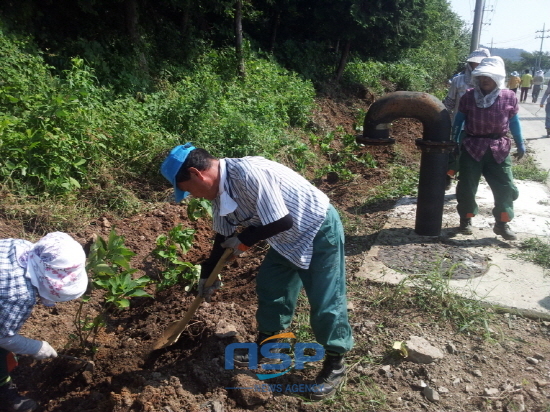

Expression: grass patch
xmin=513 ymin=235 xmax=550 ymax=270
xmin=513 ymin=154 xmax=550 ymax=182
xmin=0 ymin=193 xmax=94 ymax=236
xmin=292 ymin=291 xmax=315 ymax=343
xmin=371 ymin=260 xmax=494 ymax=334
xmin=364 ymin=164 xmax=418 ymax=204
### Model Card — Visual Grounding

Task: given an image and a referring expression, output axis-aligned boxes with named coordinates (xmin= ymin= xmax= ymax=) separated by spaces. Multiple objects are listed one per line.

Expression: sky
xmin=447 ymin=0 xmax=549 ymax=53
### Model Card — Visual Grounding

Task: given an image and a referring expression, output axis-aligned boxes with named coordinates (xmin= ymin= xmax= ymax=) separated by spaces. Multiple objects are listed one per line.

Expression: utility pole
xmin=470 ymin=0 xmax=485 ymax=52
xmin=535 ymin=24 xmax=550 ymax=70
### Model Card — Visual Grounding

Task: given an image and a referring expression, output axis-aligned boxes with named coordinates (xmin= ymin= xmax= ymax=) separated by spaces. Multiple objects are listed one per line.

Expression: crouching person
xmin=0 ymin=232 xmax=88 ymax=412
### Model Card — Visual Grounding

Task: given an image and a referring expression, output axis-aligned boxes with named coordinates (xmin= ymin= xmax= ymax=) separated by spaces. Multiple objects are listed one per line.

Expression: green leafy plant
xmin=87 ymin=229 xmax=152 ymax=309
xmin=153 ymin=224 xmax=201 ymax=292
xmin=187 ymin=198 xmax=212 ymax=221
xmin=310 ymin=130 xmax=377 ymax=181
xmin=72 ymin=229 xmax=152 ymax=354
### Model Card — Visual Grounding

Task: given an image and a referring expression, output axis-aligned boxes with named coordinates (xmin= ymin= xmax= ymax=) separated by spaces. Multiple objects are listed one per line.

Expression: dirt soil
xmin=2 ymin=94 xmax=550 ymax=412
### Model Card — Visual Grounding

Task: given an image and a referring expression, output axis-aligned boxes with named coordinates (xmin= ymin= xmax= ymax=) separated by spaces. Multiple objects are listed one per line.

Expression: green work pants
xmin=456 ymin=148 xmax=519 ymax=222
xmin=255 ymin=205 xmax=353 ymax=355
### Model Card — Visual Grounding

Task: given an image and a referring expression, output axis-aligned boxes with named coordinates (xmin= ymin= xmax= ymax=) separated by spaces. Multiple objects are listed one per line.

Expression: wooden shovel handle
xmin=151 ymin=248 xmax=232 ymax=350
xmin=170 ymin=247 xmax=232 ymax=326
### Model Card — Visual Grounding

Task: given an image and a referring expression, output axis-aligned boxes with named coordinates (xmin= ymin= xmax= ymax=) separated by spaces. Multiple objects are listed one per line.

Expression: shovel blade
xmin=151 ymin=320 xmax=186 ymax=350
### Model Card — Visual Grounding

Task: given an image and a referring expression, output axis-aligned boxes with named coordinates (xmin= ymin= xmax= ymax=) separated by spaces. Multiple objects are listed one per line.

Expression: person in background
xmin=532 ymin=70 xmax=545 ymax=103
xmin=519 ymin=69 xmax=533 ymax=103
xmin=507 ymin=71 xmax=521 ymax=94
xmin=443 ymin=48 xmax=491 ymax=189
xmin=0 ymin=232 xmax=88 ymax=412
xmin=540 ymin=79 xmax=550 ymax=138
xmin=161 ymin=144 xmax=353 ymax=401
xmin=453 ymin=56 xmax=525 ymax=241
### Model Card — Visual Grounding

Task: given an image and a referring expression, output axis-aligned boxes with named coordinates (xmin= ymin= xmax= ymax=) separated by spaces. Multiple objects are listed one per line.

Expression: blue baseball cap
xmin=161 ymin=143 xmax=196 ymax=202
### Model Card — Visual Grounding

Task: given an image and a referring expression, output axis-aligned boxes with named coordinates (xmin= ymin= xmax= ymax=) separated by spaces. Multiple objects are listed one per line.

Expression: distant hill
xmin=480 ymin=46 xmax=526 ymax=62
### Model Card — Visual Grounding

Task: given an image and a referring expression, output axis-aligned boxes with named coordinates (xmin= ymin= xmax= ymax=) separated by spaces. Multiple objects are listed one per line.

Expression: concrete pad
xmin=356 ymin=103 xmax=550 ymax=318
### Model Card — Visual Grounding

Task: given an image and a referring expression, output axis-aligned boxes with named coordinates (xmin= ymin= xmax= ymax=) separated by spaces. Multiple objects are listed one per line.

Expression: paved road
xmin=519 ymin=100 xmax=550 ymax=187
xmin=356 ymin=99 xmax=550 ymax=319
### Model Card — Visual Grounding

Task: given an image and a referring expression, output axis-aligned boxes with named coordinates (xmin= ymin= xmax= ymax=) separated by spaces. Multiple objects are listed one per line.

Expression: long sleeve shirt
xmin=454 ymin=89 xmax=521 ymax=163
xmin=0 ymin=239 xmax=42 ymax=355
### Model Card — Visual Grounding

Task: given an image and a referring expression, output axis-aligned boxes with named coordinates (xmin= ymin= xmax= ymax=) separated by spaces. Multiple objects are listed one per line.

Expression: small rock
xmin=438 ymin=386 xmax=449 ymax=394
xmin=484 ymin=388 xmax=499 ymax=396
xmin=446 ymin=342 xmax=458 ymax=354
xmin=536 ymin=380 xmax=549 ymax=388
xmin=526 ymin=357 xmax=539 ymax=365
xmin=211 ymin=400 xmax=224 ymax=412
xmin=472 ymin=369 xmax=483 ymax=377
xmin=378 ymin=365 xmax=392 ymax=378
xmin=423 ymin=387 xmax=440 ymax=403
xmin=405 ymin=336 xmax=444 ymax=364
xmin=214 ymin=320 xmax=237 ymax=338
xmin=347 ymin=301 xmax=355 ymax=311
xmin=102 ymin=217 xmax=111 ymax=228
xmin=233 ymin=374 xmax=271 ymax=407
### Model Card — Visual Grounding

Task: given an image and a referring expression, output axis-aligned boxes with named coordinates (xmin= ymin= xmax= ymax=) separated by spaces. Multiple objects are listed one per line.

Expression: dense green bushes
xmin=343 ymin=60 xmax=431 ymax=94
xmin=0 ymin=26 xmax=315 ymax=197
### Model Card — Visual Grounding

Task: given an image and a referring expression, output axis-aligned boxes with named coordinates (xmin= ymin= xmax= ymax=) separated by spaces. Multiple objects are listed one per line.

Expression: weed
xmin=364 ymin=164 xmax=418 ymax=204
xmin=292 ymin=291 xmax=315 ymax=343
xmin=310 ymin=130 xmax=377 ymax=181
xmin=513 ymin=155 xmax=549 ymax=182
xmin=513 ymin=234 xmax=550 ymax=270
xmin=378 ymin=261 xmax=494 ymax=334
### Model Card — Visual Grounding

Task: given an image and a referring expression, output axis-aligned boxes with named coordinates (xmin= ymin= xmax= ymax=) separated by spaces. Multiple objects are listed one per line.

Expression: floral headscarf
xmin=18 ymin=232 xmax=88 ymax=304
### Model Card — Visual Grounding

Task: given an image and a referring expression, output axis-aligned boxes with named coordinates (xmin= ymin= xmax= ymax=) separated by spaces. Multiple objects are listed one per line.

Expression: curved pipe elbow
xmin=357 ymin=91 xmax=451 ymax=143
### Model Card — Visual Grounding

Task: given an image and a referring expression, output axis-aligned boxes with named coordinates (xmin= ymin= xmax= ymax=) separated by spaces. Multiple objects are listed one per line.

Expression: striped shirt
xmin=212 ymin=157 xmax=330 ymax=269
xmin=443 ymin=72 xmax=472 ymax=117
xmin=0 ymin=239 xmax=37 ymax=337
xmin=458 ymin=89 xmax=518 ymax=163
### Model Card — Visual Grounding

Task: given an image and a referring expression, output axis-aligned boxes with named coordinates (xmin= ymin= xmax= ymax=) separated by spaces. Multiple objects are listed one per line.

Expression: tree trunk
xmin=125 ymin=0 xmax=149 ymax=75
xmin=181 ymin=0 xmax=190 ymax=37
xmin=334 ymin=39 xmax=351 ymax=83
xmin=269 ymin=10 xmax=281 ymax=53
xmin=235 ymin=0 xmax=246 ymax=78
xmin=125 ymin=0 xmax=139 ymax=44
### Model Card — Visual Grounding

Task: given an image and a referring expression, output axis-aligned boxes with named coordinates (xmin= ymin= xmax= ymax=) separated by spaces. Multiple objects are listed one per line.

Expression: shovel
xmin=152 ymin=248 xmax=233 ymax=350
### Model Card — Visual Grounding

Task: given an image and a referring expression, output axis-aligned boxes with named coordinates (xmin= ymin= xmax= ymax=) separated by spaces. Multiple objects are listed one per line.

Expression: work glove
xmin=514 ymin=141 xmax=526 ymax=161
xmin=221 ymin=235 xmax=250 ymax=257
xmin=33 ymin=341 xmax=57 ymax=360
xmin=198 ymin=277 xmax=222 ymax=302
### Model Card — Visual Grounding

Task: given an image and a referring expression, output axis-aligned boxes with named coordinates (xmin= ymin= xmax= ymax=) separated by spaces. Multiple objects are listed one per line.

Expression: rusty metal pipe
xmin=356 ymin=91 xmax=454 ymax=236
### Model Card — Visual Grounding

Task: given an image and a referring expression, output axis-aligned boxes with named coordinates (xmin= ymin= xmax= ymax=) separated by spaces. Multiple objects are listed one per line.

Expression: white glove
xmin=198 ymin=278 xmax=222 ymax=302
xmin=33 ymin=341 xmax=58 ymax=360
xmin=221 ymin=236 xmax=249 ymax=257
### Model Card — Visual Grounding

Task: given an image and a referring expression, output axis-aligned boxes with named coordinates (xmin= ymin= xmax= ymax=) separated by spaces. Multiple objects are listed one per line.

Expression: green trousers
xmin=255 ymin=205 xmax=353 ymax=354
xmin=456 ymin=148 xmax=519 ymax=222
